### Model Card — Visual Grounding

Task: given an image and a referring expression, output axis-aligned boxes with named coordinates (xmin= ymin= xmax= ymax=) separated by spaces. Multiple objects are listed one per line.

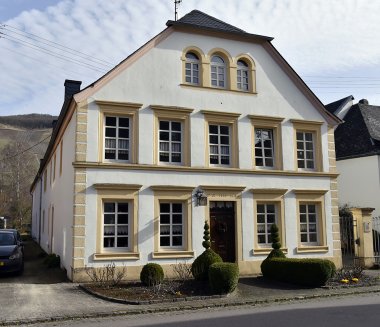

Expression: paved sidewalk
xmin=1 ymin=270 xmax=380 ymax=326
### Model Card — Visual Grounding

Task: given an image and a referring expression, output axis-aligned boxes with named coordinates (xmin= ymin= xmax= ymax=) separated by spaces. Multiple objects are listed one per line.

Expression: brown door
xmin=210 ymin=201 xmax=236 ymax=262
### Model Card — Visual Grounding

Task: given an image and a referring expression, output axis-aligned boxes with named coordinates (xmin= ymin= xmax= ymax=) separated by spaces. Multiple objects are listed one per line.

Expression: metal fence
xmin=339 ymin=215 xmax=357 ymax=266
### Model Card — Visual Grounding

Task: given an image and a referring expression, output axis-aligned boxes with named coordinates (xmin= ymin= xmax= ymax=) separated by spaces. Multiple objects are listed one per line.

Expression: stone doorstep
xmin=1 ymin=285 xmax=380 ymax=327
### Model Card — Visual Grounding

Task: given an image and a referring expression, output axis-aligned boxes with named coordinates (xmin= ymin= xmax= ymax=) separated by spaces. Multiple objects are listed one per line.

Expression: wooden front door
xmin=210 ymin=201 xmax=236 ymax=262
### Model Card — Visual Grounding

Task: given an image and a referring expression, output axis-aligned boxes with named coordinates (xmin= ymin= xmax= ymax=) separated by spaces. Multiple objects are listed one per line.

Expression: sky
xmin=1 ymin=0 xmax=380 ymax=116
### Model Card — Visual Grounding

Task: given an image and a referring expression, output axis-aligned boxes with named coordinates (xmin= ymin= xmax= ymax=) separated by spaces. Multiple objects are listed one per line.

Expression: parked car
xmin=0 ymin=230 xmax=24 ymax=274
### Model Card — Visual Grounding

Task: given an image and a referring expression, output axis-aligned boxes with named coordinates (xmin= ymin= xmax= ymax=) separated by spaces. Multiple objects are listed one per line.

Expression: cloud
xmin=1 ymin=0 xmax=380 ymax=115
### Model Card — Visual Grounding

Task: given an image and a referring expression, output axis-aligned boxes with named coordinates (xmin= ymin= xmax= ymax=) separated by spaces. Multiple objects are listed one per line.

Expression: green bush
xmin=270 ymin=224 xmax=281 ymax=250
xmin=43 ymin=253 xmax=60 ymax=268
xmin=266 ymin=249 xmax=286 ymax=259
xmin=208 ymin=262 xmax=239 ymax=294
xmin=261 ymin=257 xmax=336 ymax=287
xmin=191 ymin=249 xmax=223 ymax=281
xmin=140 ymin=263 xmax=164 ymax=286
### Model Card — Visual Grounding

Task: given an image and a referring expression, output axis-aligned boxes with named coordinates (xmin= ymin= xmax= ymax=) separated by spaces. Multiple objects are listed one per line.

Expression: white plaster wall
xmin=84 ymin=169 xmax=333 ymax=267
xmin=32 ymin=115 xmax=76 ymax=273
xmin=337 ymin=155 xmax=380 ymax=216
xmin=86 ymin=31 xmax=331 ymax=172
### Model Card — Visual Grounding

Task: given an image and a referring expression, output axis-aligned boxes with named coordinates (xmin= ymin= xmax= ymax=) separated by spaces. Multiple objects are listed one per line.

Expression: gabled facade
xmin=31 ymin=10 xmax=341 ymax=281
xmin=328 ymin=96 xmax=380 ymax=216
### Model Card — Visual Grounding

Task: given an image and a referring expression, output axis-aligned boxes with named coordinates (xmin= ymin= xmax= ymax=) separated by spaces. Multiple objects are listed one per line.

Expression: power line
xmin=0 ymin=134 xmax=52 ymax=162
xmin=1 ymin=23 xmax=114 ymax=66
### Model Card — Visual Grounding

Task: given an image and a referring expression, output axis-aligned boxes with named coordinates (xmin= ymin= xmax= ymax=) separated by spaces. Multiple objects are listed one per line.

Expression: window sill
xmin=152 ymin=250 xmax=194 ymax=259
xmin=93 ymin=252 xmax=140 ymax=261
xmin=180 ymin=83 xmax=257 ymax=95
xmin=253 ymin=248 xmax=288 ymax=256
xmin=296 ymin=246 xmax=329 ymax=253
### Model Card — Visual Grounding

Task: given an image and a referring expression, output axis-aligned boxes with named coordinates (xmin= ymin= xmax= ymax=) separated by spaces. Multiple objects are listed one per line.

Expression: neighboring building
xmin=31 ymin=10 xmax=341 ymax=282
xmin=327 ymin=96 xmax=380 ymax=217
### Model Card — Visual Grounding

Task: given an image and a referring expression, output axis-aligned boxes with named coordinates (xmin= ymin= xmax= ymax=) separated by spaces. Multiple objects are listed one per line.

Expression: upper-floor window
xmin=104 ymin=116 xmax=130 ymax=161
xmin=185 ymin=52 xmax=200 ymax=85
xmin=255 ymin=128 xmax=275 ymax=168
xmin=159 ymin=120 xmax=182 ymax=164
xmin=237 ymin=59 xmax=249 ymax=91
xmin=296 ymin=131 xmax=315 ymax=170
xmin=209 ymin=124 xmax=230 ymax=166
xmin=210 ymin=55 xmax=226 ymax=88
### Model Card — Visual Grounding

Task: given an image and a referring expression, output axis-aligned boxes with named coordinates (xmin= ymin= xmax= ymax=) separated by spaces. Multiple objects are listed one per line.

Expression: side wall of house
xmin=31 ymin=114 xmax=77 ymax=276
xmin=337 ymin=155 xmax=380 ymax=216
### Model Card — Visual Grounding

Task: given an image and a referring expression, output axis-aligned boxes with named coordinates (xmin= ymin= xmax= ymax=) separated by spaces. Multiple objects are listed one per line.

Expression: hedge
xmin=208 ymin=262 xmax=239 ymax=294
xmin=140 ymin=263 xmax=164 ymax=286
xmin=191 ymin=249 xmax=223 ymax=281
xmin=261 ymin=257 xmax=336 ymax=287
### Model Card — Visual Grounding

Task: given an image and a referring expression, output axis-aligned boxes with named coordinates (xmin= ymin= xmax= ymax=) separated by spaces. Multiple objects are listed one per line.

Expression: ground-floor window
xmin=103 ymin=201 xmax=129 ymax=249
xmin=256 ymin=203 xmax=277 ymax=246
xmin=159 ymin=202 xmax=183 ymax=248
xmin=299 ymin=203 xmax=319 ymax=245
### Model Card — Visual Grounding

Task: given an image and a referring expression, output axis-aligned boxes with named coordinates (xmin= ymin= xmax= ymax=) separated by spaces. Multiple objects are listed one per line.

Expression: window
xmin=159 ymin=202 xmax=183 ymax=248
xmin=185 ymin=52 xmax=199 ymax=85
xmin=237 ymin=59 xmax=249 ymax=91
xmin=291 ymin=120 xmax=323 ymax=172
xmin=151 ymin=105 xmax=193 ymax=166
xmin=159 ymin=120 xmax=182 ymax=164
xmin=93 ymin=183 xmax=141 ymax=260
xmin=53 ymin=154 xmax=56 ymax=182
xmin=202 ymin=110 xmax=240 ymax=168
xmin=257 ymin=203 xmax=277 ymax=246
xmin=103 ymin=202 xmax=129 ymax=249
xmin=59 ymin=141 xmax=63 ymax=176
xmin=250 ymin=115 xmax=284 ymax=170
xmin=299 ymin=203 xmax=318 ymax=245
xmin=296 ymin=131 xmax=315 ymax=169
xmin=209 ymin=124 xmax=230 ymax=165
xmin=255 ymin=128 xmax=274 ymax=168
xmin=97 ymin=100 xmax=142 ymax=164
xmin=104 ymin=116 xmax=130 ymax=161
xmin=151 ymin=186 xmax=194 ymax=258
xmin=210 ymin=55 xmax=226 ymax=88
xmin=294 ymin=189 xmax=328 ymax=253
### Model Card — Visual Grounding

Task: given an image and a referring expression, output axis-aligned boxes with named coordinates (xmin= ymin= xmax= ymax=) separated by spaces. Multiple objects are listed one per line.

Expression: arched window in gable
xmin=210 ymin=55 xmax=226 ymax=88
xmin=237 ymin=59 xmax=249 ymax=91
xmin=185 ymin=52 xmax=200 ymax=85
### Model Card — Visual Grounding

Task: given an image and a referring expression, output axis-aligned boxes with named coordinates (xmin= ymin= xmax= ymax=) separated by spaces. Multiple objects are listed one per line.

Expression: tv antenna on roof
xmin=174 ymin=0 xmax=182 ymax=21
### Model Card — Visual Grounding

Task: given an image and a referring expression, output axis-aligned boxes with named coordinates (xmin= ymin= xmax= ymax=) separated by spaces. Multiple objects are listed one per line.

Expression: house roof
xmin=166 ymin=10 xmax=274 ymax=42
xmin=332 ymin=99 xmax=380 ymax=160
xmin=325 ymin=95 xmax=354 ymax=115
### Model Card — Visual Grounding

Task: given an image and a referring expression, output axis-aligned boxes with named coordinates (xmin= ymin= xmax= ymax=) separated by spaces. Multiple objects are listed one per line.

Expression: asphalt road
xmin=28 ymin=293 xmax=380 ymax=327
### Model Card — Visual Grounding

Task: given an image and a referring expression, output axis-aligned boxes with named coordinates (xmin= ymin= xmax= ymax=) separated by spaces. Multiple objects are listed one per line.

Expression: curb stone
xmin=2 ymin=286 xmax=380 ymax=326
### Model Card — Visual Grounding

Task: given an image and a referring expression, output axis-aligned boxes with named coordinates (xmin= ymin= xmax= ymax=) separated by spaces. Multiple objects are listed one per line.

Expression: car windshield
xmin=0 ymin=233 xmax=16 ymax=246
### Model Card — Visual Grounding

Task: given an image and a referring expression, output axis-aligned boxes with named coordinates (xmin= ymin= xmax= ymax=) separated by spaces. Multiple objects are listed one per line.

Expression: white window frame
xmin=237 ymin=60 xmax=249 ymax=91
xmin=299 ymin=203 xmax=319 ymax=246
xmin=296 ymin=131 xmax=315 ymax=170
xmin=185 ymin=52 xmax=200 ymax=85
xmin=255 ymin=128 xmax=275 ymax=169
xmin=209 ymin=124 xmax=231 ymax=166
xmin=104 ymin=116 xmax=131 ymax=162
xmin=210 ymin=55 xmax=226 ymax=88
xmin=158 ymin=120 xmax=183 ymax=165
xmin=256 ymin=203 xmax=278 ymax=247
xmin=102 ymin=201 xmax=130 ymax=252
xmin=159 ymin=202 xmax=184 ymax=249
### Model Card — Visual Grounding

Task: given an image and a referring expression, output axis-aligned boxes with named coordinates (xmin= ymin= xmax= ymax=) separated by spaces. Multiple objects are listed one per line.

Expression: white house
xmin=326 ymin=96 xmax=380 ymax=217
xmin=31 ymin=10 xmax=342 ymax=282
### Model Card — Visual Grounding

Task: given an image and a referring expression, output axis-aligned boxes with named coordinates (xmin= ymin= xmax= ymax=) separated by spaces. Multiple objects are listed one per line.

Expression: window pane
xmin=306 ymin=161 xmax=315 ymax=169
xmin=301 ymin=234 xmax=307 ymax=242
xmin=296 ymin=132 xmax=304 ymax=141
xmin=265 ymin=158 xmax=274 ymax=167
xmin=117 ymin=237 xmax=128 ymax=247
xmin=221 ymin=156 xmax=230 ymax=165
xmin=160 ymin=203 xmax=170 ymax=212
xmin=171 ymin=153 xmax=181 ymax=162
xmin=118 ymin=128 xmax=129 ymax=138
xmin=220 ymin=126 xmax=229 ymax=135
xmin=160 ymin=237 xmax=170 ymax=246
xmin=119 ymin=117 xmax=129 ymax=127
xmin=160 ymin=214 xmax=170 ymax=224
xmin=104 ymin=214 xmax=115 ymax=224
xmin=105 ymin=128 xmax=116 ymax=137
xmin=118 ymin=214 xmax=128 ymax=224
xmin=172 ymin=132 xmax=181 ymax=142
xmin=305 ymin=133 xmax=313 ymax=141
xmin=255 ymin=157 xmax=263 ymax=166
xmin=172 ymin=203 xmax=182 ymax=213
xmin=160 ymin=153 xmax=169 ymax=162
xmin=105 ymin=150 xmax=116 ymax=159
xmin=257 ymin=204 xmax=265 ymax=213
xmin=209 ymin=125 xmax=218 ymax=134
xmin=209 ymin=135 xmax=218 ymax=144
xmin=220 ymin=136 xmax=229 ymax=145
xmin=258 ymin=235 xmax=266 ymax=244
xmin=160 ymin=121 xmax=169 ymax=130
xmin=173 ymin=214 xmax=182 ymax=224
xmin=118 ymin=150 xmax=129 ymax=161
xmin=160 ymin=225 xmax=170 ymax=235
xmin=106 ymin=117 xmax=116 ymax=126
xmin=104 ymin=203 xmax=115 ymax=212
xmin=310 ymin=234 xmax=317 ymax=242
xmin=117 ymin=226 xmax=128 ymax=235
xmin=172 ymin=236 xmax=183 ymax=246
xmin=160 ymin=131 xmax=169 ymax=141
xmin=104 ymin=237 xmax=114 ymax=248
xmin=172 ymin=122 xmax=181 ymax=131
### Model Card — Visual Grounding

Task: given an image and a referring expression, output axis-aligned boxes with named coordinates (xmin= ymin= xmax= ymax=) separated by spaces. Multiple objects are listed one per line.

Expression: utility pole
xmin=174 ymin=0 xmax=182 ymax=21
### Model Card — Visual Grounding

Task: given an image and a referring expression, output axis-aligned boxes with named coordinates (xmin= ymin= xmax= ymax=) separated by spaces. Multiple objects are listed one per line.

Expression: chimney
xmin=359 ymin=99 xmax=369 ymax=105
xmin=64 ymin=80 xmax=82 ymax=101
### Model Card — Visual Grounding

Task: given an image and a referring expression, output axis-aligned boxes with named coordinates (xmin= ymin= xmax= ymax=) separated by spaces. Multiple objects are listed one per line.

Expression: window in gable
xmin=210 ymin=55 xmax=226 ymax=88
xmin=237 ymin=59 xmax=249 ymax=91
xmin=185 ymin=52 xmax=200 ymax=85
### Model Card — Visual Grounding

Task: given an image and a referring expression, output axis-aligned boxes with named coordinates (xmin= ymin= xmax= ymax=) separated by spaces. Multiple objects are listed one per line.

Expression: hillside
xmin=0 ymin=114 xmax=56 ymax=158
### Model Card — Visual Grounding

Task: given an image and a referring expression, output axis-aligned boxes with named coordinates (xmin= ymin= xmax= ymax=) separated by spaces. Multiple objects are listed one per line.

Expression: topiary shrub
xmin=192 ymin=249 xmax=223 ymax=281
xmin=261 ymin=257 xmax=336 ymax=287
xmin=208 ymin=262 xmax=239 ymax=294
xmin=266 ymin=224 xmax=285 ymax=259
xmin=140 ymin=263 xmax=164 ymax=286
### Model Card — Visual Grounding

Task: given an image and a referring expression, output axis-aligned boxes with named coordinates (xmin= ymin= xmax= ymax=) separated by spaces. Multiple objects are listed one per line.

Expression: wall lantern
xmin=194 ymin=188 xmax=207 ymax=206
